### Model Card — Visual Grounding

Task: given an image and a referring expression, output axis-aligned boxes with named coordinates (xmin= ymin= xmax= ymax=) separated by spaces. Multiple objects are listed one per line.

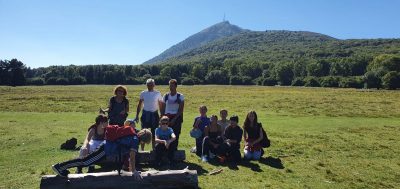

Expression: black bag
xmin=259 ymin=124 xmax=271 ymax=148
xmin=60 ymin=137 xmax=77 ymax=150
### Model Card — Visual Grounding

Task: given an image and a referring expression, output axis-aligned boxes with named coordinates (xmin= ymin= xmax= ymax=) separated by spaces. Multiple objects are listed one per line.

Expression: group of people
xmin=191 ymin=106 xmax=266 ymax=163
xmin=52 ymin=78 xmax=269 ymax=179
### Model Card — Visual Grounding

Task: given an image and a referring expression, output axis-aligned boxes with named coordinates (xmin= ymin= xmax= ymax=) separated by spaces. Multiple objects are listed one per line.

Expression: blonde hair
xmin=138 ymin=129 xmax=152 ymax=144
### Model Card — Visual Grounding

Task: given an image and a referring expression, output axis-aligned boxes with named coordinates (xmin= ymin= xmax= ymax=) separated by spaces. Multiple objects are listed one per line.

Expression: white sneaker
xmin=201 ymin=155 xmax=208 ymax=162
xmin=190 ymin=147 xmax=197 ymax=153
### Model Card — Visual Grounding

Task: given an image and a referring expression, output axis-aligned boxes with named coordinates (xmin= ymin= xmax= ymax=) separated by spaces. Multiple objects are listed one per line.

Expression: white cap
xmin=146 ymin=78 xmax=155 ymax=84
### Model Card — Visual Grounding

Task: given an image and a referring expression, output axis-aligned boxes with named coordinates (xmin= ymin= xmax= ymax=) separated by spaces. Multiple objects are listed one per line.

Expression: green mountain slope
xmin=143 ymin=21 xmax=247 ymax=65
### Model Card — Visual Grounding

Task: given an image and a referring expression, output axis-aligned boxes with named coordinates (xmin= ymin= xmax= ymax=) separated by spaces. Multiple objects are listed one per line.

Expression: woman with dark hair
xmin=243 ymin=111 xmax=264 ymax=160
xmin=101 ymin=85 xmax=129 ymax=126
xmin=76 ymin=114 xmax=108 ymax=173
xmin=201 ymin=115 xmax=223 ymax=162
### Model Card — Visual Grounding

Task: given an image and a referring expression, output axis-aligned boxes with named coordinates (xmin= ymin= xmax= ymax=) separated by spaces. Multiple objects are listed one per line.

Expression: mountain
xmin=157 ymin=30 xmax=400 ymax=65
xmin=143 ymin=21 xmax=247 ymax=64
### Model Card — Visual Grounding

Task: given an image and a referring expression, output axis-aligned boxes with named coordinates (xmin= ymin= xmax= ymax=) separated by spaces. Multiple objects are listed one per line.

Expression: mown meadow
xmin=0 ymin=85 xmax=399 ymax=189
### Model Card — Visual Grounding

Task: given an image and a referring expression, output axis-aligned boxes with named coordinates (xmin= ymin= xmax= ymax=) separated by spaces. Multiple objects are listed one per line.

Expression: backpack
xmin=60 ymin=137 xmax=78 ymax=150
xmin=164 ymin=93 xmax=182 ymax=104
xmin=164 ymin=93 xmax=183 ymax=122
xmin=259 ymin=123 xmax=271 ymax=148
xmin=105 ymin=125 xmax=136 ymax=141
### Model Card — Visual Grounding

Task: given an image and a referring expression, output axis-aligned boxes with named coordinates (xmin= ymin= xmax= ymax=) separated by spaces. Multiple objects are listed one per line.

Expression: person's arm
xmin=129 ymin=150 xmax=142 ymax=180
xmin=83 ymin=129 xmax=95 ymax=149
xmin=172 ymin=101 xmax=184 ymax=122
xmin=155 ymin=132 xmax=166 ymax=144
xmin=249 ymin=127 xmax=263 ymax=146
xmin=166 ymin=132 xmax=176 ymax=149
xmin=135 ymin=99 xmax=143 ymax=122
xmin=160 ymin=95 xmax=166 ymax=115
xmin=125 ymin=99 xmax=130 ymax=114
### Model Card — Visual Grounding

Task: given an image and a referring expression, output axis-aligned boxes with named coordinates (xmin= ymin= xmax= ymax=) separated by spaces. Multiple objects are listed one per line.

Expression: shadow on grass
xmin=259 ymin=156 xmax=284 ymax=169
xmin=239 ymin=160 xmax=263 ymax=172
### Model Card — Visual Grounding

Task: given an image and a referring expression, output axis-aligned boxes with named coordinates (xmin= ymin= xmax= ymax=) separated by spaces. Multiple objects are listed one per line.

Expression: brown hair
xmin=95 ymin=114 xmax=108 ymax=125
xmin=243 ymin=111 xmax=259 ymax=131
xmin=113 ymin=85 xmax=128 ymax=96
xmin=169 ymin=79 xmax=178 ymax=87
xmin=138 ymin=129 xmax=152 ymax=144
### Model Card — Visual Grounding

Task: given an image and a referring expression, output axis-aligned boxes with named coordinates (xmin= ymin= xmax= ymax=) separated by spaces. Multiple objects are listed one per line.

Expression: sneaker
xmin=209 ymin=152 xmax=216 ymax=159
xmin=201 ymin=155 xmax=208 ymax=162
xmin=88 ymin=166 xmax=95 ymax=173
xmin=52 ymin=164 xmax=69 ymax=177
xmin=76 ymin=167 xmax=83 ymax=174
xmin=190 ymin=147 xmax=197 ymax=153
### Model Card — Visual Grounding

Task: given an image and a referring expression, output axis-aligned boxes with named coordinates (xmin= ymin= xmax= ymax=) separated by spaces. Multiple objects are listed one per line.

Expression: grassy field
xmin=0 ymin=85 xmax=399 ymax=189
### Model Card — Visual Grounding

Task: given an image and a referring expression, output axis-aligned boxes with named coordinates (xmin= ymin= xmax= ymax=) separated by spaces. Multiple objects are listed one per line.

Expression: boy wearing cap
xmin=135 ymin=78 xmax=163 ymax=151
xmin=154 ymin=116 xmax=176 ymax=166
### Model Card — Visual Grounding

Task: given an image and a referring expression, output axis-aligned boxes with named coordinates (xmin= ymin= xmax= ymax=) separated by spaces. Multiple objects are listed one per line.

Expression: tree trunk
xmin=40 ymin=169 xmax=198 ymax=189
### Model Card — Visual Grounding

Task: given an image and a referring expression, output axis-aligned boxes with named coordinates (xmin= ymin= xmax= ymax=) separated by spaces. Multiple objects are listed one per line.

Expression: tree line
xmin=1 ymin=53 xmax=399 ymax=89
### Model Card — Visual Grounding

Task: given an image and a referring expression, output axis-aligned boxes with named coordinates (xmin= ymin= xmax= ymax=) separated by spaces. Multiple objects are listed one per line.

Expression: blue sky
xmin=1 ymin=0 xmax=399 ymax=68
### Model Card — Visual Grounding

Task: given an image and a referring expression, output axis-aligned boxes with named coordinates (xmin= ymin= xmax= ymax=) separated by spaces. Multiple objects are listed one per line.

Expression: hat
xmin=190 ymin=128 xmax=202 ymax=139
xmin=229 ymin=115 xmax=239 ymax=123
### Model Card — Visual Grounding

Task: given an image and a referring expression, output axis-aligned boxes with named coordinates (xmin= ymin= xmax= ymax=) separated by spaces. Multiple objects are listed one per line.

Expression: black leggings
xmin=58 ymin=145 xmax=106 ymax=172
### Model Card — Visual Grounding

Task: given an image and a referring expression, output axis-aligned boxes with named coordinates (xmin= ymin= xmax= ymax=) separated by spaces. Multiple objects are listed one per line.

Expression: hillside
xmin=158 ymin=30 xmax=400 ymax=65
xmin=143 ymin=21 xmax=247 ymax=64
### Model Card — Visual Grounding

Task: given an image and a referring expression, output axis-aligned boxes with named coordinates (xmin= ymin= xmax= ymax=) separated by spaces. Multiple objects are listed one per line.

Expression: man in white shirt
xmin=160 ymin=79 xmax=185 ymax=152
xmin=135 ymin=79 xmax=162 ymax=150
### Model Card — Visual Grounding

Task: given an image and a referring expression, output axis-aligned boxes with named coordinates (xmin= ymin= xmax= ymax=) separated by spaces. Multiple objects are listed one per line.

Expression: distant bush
xmin=339 ymin=77 xmax=363 ymax=88
xmin=126 ymin=77 xmax=143 ymax=85
xmin=382 ymin=71 xmax=400 ymax=89
xmin=56 ymin=78 xmax=69 ymax=85
xmin=319 ymin=76 xmax=340 ymax=88
xmin=262 ymin=77 xmax=277 ymax=86
xmin=153 ymin=76 xmax=170 ymax=85
xmin=181 ymin=77 xmax=195 ymax=85
xmin=291 ymin=77 xmax=305 ymax=86
xmin=70 ymin=76 xmax=86 ymax=85
xmin=363 ymin=71 xmax=382 ymax=89
xmin=26 ymin=78 xmax=45 ymax=86
xmin=46 ymin=77 xmax=58 ymax=85
xmin=304 ymin=77 xmax=320 ymax=87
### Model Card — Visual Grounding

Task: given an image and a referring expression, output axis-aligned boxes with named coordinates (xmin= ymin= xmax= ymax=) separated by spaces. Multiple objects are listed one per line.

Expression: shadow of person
xmin=169 ymin=161 xmax=209 ymax=175
xmin=239 ymin=160 xmax=263 ymax=172
xmin=206 ymin=158 xmax=239 ymax=171
xmin=259 ymin=156 xmax=284 ymax=169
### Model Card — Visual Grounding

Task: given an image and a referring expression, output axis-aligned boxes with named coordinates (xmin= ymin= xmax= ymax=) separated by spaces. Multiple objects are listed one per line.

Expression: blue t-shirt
xmin=193 ymin=116 xmax=210 ymax=132
xmin=155 ymin=127 xmax=174 ymax=140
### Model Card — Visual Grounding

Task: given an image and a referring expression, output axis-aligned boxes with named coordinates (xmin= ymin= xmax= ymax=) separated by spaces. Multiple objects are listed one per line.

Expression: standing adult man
xmin=135 ymin=79 xmax=163 ymax=150
xmin=161 ymin=79 xmax=185 ymax=152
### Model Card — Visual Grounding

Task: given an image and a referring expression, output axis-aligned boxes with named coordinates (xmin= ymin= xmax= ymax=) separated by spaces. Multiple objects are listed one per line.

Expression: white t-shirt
xmin=140 ymin=90 xmax=162 ymax=112
xmin=163 ymin=93 xmax=184 ymax=114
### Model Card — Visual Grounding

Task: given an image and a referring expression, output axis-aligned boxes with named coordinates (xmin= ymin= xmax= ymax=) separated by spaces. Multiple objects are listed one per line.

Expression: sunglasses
xmin=160 ymin=122 xmax=169 ymax=125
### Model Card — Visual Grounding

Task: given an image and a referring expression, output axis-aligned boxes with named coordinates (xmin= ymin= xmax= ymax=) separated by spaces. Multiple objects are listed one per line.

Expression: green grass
xmin=0 ymin=85 xmax=399 ymax=189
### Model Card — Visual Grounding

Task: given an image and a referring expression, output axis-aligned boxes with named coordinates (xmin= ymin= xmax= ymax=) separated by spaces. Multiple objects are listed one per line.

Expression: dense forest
xmin=1 ymin=31 xmax=400 ymax=89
